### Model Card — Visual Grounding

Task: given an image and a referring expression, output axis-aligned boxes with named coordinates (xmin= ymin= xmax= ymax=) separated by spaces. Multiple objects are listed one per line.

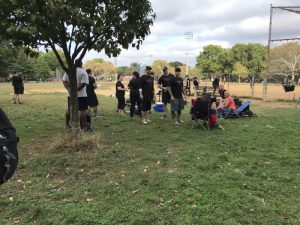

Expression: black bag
xmin=0 ymin=108 xmax=19 ymax=185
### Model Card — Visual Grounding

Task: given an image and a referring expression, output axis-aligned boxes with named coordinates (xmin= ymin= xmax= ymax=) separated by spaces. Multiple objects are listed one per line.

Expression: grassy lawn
xmin=0 ymin=83 xmax=299 ymax=225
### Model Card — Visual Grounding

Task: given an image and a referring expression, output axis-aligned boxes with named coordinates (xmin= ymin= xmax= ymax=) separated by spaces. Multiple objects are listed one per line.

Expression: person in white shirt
xmin=63 ymin=59 xmax=89 ymax=131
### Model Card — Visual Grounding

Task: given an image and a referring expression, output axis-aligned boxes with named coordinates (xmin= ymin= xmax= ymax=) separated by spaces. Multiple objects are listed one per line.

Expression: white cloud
xmin=84 ymin=0 xmax=300 ymax=66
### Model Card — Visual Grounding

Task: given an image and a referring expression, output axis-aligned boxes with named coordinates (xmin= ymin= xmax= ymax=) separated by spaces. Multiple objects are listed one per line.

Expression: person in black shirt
xmin=128 ymin=71 xmax=141 ymax=118
xmin=168 ymin=68 xmax=186 ymax=125
xmin=116 ymin=74 xmax=127 ymax=116
xmin=86 ymin=69 xmax=100 ymax=117
xmin=11 ymin=72 xmax=24 ymax=104
xmin=212 ymin=77 xmax=220 ymax=94
xmin=139 ymin=66 xmax=154 ymax=124
xmin=158 ymin=66 xmax=174 ymax=120
xmin=193 ymin=77 xmax=199 ymax=88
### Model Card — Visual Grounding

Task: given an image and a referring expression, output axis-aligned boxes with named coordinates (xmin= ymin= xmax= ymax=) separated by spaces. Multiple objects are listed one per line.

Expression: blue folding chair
xmin=223 ymin=100 xmax=251 ymax=119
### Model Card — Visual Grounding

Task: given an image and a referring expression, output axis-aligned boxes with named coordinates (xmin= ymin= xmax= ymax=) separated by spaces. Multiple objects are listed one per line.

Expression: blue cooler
xmin=154 ymin=102 xmax=164 ymax=112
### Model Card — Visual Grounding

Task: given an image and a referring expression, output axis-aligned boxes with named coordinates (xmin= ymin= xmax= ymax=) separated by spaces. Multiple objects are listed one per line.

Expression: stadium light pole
xmin=148 ymin=54 xmax=153 ymax=66
xmin=185 ymin=32 xmax=193 ymax=75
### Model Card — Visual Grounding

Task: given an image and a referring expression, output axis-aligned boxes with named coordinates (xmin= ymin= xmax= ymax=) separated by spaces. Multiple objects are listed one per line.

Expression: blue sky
xmin=84 ymin=0 xmax=300 ymax=67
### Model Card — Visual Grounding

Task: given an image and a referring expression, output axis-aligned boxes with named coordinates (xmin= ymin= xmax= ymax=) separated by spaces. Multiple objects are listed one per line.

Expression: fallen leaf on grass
xmin=132 ymin=190 xmax=140 ymax=194
xmin=13 ymin=218 xmax=20 ymax=224
xmin=192 ymin=204 xmax=197 ymax=208
xmin=156 ymin=160 xmax=161 ymax=165
xmin=9 ymin=197 xmax=14 ymax=201
xmin=86 ymin=198 xmax=93 ymax=202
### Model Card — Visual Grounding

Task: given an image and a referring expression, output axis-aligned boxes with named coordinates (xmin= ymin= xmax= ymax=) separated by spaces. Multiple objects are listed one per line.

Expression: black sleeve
xmin=140 ymin=76 xmax=145 ymax=89
xmin=158 ymin=76 xmax=163 ymax=85
xmin=128 ymin=80 xmax=132 ymax=89
xmin=152 ymin=77 xmax=154 ymax=91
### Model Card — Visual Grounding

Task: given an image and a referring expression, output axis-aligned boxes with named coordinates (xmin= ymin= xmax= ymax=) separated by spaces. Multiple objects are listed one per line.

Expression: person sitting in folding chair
xmin=190 ymin=93 xmax=223 ymax=130
xmin=216 ymin=91 xmax=236 ymax=118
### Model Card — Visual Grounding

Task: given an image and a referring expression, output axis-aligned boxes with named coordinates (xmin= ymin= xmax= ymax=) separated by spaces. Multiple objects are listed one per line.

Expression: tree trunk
xmin=68 ymin=68 xmax=80 ymax=133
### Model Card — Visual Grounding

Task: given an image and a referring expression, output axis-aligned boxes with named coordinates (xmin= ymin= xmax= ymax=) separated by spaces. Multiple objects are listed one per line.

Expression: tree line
xmin=2 ymin=38 xmax=300 ymax=84
xmin=196 ymin=42 xmax=300 ymax=83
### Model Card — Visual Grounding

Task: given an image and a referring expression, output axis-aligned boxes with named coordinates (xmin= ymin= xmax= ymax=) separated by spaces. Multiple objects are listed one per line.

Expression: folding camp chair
xmin=190 ymin=98 xmax=209 ymax=130
xmin=223 ymin=100 xmax=251 ymax=119
xmin=191 ymin=98 xmax=224 ymax=130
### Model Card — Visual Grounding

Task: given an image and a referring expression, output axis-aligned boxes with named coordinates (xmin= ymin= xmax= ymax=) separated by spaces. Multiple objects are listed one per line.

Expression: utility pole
xmin=184 ymin=32 xmax=193 ymax=75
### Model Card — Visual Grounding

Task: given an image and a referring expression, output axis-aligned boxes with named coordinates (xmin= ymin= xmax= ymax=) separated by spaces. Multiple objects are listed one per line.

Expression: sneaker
xmin=18 ymin=101 xmax=22 ymax=104
xmin=178 ymin=119 xmax=184 ymax=124
xmin=174 ymin=121 xmax=181 ymax=125
xmin=13 ymin=101 xmax=16 ymax=104
xmin=141 ymin=119 xmax=148 ymax=125
xmin=146 ymin=119 xmax=151 ymax=123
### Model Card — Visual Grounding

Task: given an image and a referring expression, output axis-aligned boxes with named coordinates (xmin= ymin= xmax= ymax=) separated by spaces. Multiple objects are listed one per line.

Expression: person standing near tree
xmin=86 ymin=69 xmax=100 ymax=117
xmin=128 ymin=71 xmax=141 ymax=118
xmin=116 ymin=74 xmax=127 ymax=116
xmin=168 ymin=68 xmax=186 ymax=125
xmin=11 ymin=72 xmax=24 ymax=104
xmin=63 ymin=59 xmax=89 ymax=131
xmin=140 ymin=66 xmax=154 ymax=124
xmin=158 ymin=66 xmax=173 ymax=120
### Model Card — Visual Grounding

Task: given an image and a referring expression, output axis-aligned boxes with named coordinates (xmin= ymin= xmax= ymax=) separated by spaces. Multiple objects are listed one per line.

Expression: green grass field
xmin=0 ymin=83 xmax=299 ymax=225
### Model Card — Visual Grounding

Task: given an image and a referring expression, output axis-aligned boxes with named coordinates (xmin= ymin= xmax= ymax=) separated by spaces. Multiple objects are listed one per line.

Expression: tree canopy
xmin=0 ymin=0 xmax=155 ymax=128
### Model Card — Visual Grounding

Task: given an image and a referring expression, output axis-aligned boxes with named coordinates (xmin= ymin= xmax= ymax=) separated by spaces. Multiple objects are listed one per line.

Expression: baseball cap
xmin=146 ymin=66 xmax=152 ymax=70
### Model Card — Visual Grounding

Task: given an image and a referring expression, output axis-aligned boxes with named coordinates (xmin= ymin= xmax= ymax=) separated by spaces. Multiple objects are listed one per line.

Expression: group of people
xmin=62 ymin=59 xmax=99 ymax=131
xmin=115 ymin=66 xmax=187 ymax=125
xmin=61 ymin=58 xmax=237 ymax=131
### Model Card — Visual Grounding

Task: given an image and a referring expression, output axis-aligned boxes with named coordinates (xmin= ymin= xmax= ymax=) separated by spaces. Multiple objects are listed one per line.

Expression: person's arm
xmin=117 ymin=82 xmax=127 ymax=91
xmin=222 ymin=99 xmax=230 ymax=108
xmin=63 ymin=81 xmax=70 ymax=92
xmin=77 ymin=83 xmax=87 ymax=91
xmin=93 ymin=82 xmax=97 ymax=89
xmin=128 ymin=80 xmax=132 ymax=90
xmin=92 ymin=77 xmax=97 ymax=89
xmin=157 ymin=77 xmax=165 ymax=90
xmin=78 ymin=72 xmax=89 ymax=91
xmin=167 ymin=79 xmax=174 ymax=100
xmin=117 ymin=86 xmax=127 ymax=91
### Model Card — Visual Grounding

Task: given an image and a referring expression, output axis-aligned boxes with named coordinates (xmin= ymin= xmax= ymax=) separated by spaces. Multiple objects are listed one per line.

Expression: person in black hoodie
xmin=128 ymin=71 xmax=141 ymax=118
xmin=116 ymin=74 xmax=127 ymax=116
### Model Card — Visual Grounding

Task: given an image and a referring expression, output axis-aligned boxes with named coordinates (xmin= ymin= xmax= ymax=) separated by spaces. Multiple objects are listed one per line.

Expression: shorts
xmin=162 ymin=92 xmax=171 ymax=104
xmin=13 ymin=86 xmax=22 ymax=94
xmin=141 ymin=96 xmax=152 ymax=111
xmin=68 ymin=97 xmax=88 ymax=111
xmin=171 ymin=98 xmax=184 ymax=111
